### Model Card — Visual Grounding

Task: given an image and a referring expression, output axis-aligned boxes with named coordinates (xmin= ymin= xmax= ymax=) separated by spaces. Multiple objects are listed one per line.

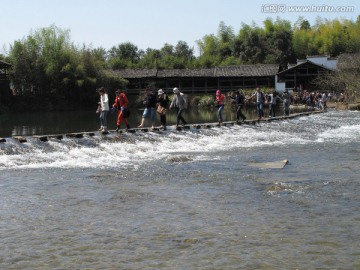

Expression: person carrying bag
xmin=157 ymin=89 xmax=169 ymax=130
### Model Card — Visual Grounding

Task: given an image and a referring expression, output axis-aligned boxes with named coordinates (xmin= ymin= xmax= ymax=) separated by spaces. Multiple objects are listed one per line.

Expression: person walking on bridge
xmin=249 ymin=88 xmax=265 ymax=120
xmin=282 ymin=89 xmax=291 ymax=116
xmin=170 ymin=88 xmax=188 ymax=128
xmin=113 ymin=89 xmax=130 ymax=132
xmin=137 ymin=88 xmax=157 ymax=129
xmin=216 ymin=89 xmax=225 ymax=124
xmin=230 ymin=90 xmax=246 ymax=123
xmin=97 ymin=87 xmax=109 ymax=132
xmin=157 ymin=89 xmax=169 ymax=130
xmin=268 ymin=91 xmax=283 ymax=118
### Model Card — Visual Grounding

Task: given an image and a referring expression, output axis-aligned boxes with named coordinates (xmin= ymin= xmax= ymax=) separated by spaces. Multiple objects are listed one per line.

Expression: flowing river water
xmin=0 ymin=109 xmax=359 ymax=269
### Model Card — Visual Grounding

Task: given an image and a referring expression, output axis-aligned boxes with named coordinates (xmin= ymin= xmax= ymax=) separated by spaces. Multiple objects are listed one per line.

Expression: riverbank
xmin=327 ymin=101 xmax=360 ymax=110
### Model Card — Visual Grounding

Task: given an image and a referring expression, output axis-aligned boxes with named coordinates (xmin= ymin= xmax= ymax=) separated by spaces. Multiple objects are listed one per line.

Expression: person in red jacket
xmin=113 ymin=89 xmax=130 ymax=131
xmin=216 ymin=89 xmax=225 ymax=124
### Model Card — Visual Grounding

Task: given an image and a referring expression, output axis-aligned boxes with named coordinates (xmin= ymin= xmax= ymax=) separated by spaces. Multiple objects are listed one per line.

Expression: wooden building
xmin=275 ymin=56 xmax=337 ymax=92
xmin=108 ymin=64 xmax=279 ymax=94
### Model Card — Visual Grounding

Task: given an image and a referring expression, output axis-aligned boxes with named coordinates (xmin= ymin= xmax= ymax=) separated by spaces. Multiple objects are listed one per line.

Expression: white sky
xmin=1 ymin=0 xmax=359 ymax=55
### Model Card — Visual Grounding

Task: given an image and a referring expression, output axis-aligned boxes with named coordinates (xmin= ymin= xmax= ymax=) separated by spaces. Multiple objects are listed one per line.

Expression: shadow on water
xmin=0 ymin=104 xmax=302 ymax=137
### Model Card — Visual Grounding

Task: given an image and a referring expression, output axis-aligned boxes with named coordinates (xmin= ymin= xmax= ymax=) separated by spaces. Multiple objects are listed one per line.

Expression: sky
xmin=1 ymin=0 xmax=359 ymax=56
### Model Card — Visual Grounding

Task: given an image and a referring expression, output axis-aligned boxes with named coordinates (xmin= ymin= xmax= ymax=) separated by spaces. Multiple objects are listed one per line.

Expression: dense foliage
xmin=1 ymin=16 xmax=360 ymax=109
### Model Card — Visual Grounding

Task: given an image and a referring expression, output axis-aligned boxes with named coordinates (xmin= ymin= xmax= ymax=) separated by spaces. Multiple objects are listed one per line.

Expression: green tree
xmin=137 ymin=48 xmax=161 ymax=69
xmin=292 ymin=26 xmax=315 ymax=59
xmin=294 ymin=16 xmax=311 ymax=30
xmin=10 ymin=36 xmax=43 ymax=95
xmin=235 ymin=23 xmax=266 ymax=64
xmin=345 ymin=18 xmax=360 ymax=53
xmin=263 ymin=18 xmax=295 ymax=66
xmin=8 ymin=25 xmax=103 ymax=105
xmin=108 ymin=42 xmax=139 ymax=69
xmin=217 ymin=21 xmax=235 ymax=63
xmin=196 ymin=34 xmax=221 ymax=67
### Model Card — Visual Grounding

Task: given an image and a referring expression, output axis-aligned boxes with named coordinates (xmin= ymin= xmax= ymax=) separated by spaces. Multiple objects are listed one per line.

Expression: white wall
xmin=275 ymin=75 xmax=286 ymax=92
xmin=305 ymin=56 xmax=337 ymax=70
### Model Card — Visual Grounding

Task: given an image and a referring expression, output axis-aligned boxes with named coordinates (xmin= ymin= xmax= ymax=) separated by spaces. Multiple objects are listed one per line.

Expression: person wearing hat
xmin=157 ymin=89 xmax=169 ymax=130
xmin=170 ymin=87 xmax=188 ymax=127
xmin=137 ymin=88 xmax=157 ymax=129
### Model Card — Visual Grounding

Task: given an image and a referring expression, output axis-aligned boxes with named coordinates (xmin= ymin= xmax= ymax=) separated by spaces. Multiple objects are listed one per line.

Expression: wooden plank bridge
xmin=1 ymin=111 xmax=322 ymax=144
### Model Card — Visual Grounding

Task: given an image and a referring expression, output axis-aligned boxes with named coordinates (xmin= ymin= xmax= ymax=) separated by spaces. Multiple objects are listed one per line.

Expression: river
xmin=0 ymin=109 xmax=359 ymax=269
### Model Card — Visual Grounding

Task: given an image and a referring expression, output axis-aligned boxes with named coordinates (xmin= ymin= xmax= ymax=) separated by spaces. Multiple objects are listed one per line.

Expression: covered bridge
xmin=108 ymin=64 xmax=279 ymax=94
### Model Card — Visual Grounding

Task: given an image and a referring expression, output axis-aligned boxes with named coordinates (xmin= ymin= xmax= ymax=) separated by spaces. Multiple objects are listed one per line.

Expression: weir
xmin=1 ymin=111 xmax=322 ymax=144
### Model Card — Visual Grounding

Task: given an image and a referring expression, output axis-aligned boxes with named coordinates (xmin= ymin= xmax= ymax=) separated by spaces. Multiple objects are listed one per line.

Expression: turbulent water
xmin=0 ymin=110 xmax=359 ymax=269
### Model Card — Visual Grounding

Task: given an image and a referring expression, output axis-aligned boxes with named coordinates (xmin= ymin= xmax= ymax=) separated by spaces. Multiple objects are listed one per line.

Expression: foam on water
xmin=317 ymin=124 xmax=360 ymax=142
xmin=1 ymin=110 xmax=359 ymax=170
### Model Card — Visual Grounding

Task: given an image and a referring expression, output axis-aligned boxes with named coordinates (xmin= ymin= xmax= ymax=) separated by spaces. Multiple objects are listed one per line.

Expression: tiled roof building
xmin=108 ymin=64 xmax=279 ymax=93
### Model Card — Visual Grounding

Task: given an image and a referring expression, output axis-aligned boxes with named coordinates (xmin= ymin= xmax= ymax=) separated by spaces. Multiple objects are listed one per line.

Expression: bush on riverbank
xmin=327 ymin=100 xmax=360 ymax=111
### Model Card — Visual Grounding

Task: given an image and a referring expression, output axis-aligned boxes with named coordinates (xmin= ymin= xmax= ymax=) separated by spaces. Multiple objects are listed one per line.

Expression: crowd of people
xmin=96 ymin=87 xmax=189 ymax=132
xmin=290 ymin=90 xmax=330 ymax=112
xmin=96 ymin=86 xmax=331 ymax=132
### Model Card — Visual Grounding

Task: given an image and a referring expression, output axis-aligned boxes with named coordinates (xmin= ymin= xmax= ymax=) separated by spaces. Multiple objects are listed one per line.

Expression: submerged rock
xmin=168 ymin=155 xmax=193 ymax=163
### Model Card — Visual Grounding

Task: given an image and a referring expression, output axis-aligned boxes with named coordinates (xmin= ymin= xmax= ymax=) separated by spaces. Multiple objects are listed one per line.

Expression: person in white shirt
xmin=98 ymin=87 xmax=109 ymax=132
xmin=249 ymin=88 xmax=265 ymax=120
xmin=268 ymin=91 xmax=283 ymax=117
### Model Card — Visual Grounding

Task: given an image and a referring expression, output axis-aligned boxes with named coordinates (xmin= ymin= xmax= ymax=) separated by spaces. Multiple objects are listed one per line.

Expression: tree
xmin=8 ymin=25 xmax=104 ymax=105
xmin=9 ymin=38 xmax=40 ymax=95
xmin=108 ymin=42 xmax=139 ymax=69
xmin=160 ymin=43 xmax=174 ymax=57
xmin=137 ymin=48 xmax=161 ymax=69
xmin=235 ymin=23 xmax=266 ymax=64
xmin=294 ymin=17 xmax=311 ymax=30
xmin=196 ymin=34 xmax=221 ymax=67
xmin=217 ymin=21 xmax=235 ymax=62
xmin=263 ymin=18 xmax=295 ymax=66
